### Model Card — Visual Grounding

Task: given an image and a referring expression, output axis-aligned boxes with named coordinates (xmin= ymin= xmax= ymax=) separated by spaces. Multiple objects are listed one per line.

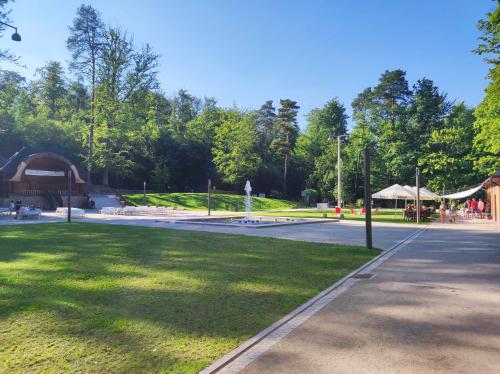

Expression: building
xmin=484 ymin=169 xmax=500 ymax=222
xmin=0 ymin=147 xmax=86 ymax=209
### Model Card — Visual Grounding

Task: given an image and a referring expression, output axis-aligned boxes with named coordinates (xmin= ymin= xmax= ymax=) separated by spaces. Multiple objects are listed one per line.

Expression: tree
xmin=169 ymin=89 xmax=201 ymax=139
xmin=273 ymin=99 xmax=300 ymax=197
xmin=67 ymin=4 xmax=105 ymax=185
xmin=212 ymin=110 xmax=261 ymax=186
xmin=94 ymin=27 xmax=159 ymax=185
xmin=0 ymin=70 xmax=26 ymax=156
xmin=256 ymin=100 xmax=277 ymax=152
xmin=297 ymin=98 xmax=349 ymax=201
xmin=0 ymin=0 xmax=20 ymax=65
xmin=34 ymin=61 xmax=67 ymax=119
xmin=472 ymin=3 xmax=500 ymax=175
xmin=302 ymin=99 xmax=348 ymax=166
xmin=419 ymin=104 xmax=477 ymax=192
xmin=473 ymin=3 xmax=500 ymax=65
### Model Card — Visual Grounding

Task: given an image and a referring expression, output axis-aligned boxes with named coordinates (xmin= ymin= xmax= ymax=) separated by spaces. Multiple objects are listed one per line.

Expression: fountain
xmin=244 ymin=180 xmax=253 ymax=220
xmin=176 ymin=180 xmax=332 ymax=228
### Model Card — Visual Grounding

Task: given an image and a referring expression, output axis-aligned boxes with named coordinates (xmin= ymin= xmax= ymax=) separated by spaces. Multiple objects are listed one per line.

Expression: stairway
xmin=92 ymin=194 xmax=123 ymax=209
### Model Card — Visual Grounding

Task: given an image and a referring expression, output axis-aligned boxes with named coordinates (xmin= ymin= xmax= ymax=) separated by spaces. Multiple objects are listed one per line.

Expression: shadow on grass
xmin=0 ymin=222 xmax=377 ymax=373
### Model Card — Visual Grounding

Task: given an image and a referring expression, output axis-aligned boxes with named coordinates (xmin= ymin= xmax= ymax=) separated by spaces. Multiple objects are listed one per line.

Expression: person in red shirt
xmin=471 ymin=198 xmax=479 ymax=215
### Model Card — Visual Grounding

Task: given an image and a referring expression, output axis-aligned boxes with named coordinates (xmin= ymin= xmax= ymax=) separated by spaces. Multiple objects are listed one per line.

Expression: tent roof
xmin=404 ymin=185 xmax=440 ymax=200
xmin=441 ymin=183 xmax=485 ymax=199
xmin=372 ymin=184 xmax=416 ymax=200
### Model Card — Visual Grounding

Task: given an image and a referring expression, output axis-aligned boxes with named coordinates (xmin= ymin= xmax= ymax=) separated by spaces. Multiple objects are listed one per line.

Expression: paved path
xmin=234 ymin=221 xmax=500 ymax=374
xmin=11 ymin=212 xmax=421 ymax=249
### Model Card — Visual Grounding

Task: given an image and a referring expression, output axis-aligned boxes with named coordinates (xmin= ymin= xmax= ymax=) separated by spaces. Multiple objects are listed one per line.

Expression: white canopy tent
xmin=441 ymin=183 xmax=484 ymax=200
xmin=373 ymin=184 xmax=416 ymax=200
xmin=372 ymin=184 xmax=416 ymax=213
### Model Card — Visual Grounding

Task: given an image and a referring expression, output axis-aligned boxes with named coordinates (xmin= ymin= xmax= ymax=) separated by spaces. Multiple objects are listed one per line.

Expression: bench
xmin=100 ymin=206 xmax=185 ymax=216
xmin=19 ymin=207 xmax=42 ymax=220
xmin=56 ymin=207 xmax=86 ymax=218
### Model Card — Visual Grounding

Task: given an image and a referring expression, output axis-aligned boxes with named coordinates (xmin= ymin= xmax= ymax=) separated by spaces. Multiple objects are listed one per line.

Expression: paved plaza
xmin=230 ymin=220 xmax=500 ymax=374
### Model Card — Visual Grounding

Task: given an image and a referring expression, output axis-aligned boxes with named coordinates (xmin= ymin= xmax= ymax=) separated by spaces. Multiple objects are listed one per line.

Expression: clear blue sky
xmin=1 ymin=0 xmax=495 ymax=128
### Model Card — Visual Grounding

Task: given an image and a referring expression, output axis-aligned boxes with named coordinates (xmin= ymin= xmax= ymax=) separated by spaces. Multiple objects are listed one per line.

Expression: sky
xmin=0 ymin=0 xmax=495 ymax=129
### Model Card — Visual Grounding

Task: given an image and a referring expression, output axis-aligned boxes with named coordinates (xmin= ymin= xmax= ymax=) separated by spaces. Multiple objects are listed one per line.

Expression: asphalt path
xmin=239 ymin=221 xmax=500 ymax=374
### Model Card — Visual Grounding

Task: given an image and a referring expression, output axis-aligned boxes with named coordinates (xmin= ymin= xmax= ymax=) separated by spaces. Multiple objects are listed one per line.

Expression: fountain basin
xmin=175 ymin=216 xmax=336 ymax=228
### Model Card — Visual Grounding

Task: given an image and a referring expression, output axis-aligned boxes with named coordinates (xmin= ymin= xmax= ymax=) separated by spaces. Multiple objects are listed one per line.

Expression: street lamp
xmin=0 ymin=21 xmax=22 ymax=42
xmin=336 ymin=134 xmax=348 ymax=208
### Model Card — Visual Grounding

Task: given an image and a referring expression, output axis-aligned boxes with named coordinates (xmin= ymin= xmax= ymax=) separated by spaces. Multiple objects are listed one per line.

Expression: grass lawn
xmin=259 ymin=208 xmax=434 ymax=224
xmin=0 ymin=223 xmax=379 ymax=373
xmin=123 ymin=192 xmax=301 ymax=211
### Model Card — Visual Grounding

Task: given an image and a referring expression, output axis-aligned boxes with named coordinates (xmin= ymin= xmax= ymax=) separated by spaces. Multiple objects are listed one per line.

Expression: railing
xmin=17 ymin=189 xmax=67 ymax=196
xmin=13 ymin=183 xmax=82 ymax=196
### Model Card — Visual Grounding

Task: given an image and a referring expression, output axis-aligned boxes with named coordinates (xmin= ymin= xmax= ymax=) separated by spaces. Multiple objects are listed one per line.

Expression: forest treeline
xmin=1 ymin=2 xmax=498 ymax=202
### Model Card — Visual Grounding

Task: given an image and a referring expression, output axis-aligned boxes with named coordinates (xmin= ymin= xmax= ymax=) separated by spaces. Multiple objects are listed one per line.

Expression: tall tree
xmin=273 ymin=99 xmax=300 ymax=197
xmin=302 ymin=98 xmax=348 ymax=161
xmin=95 ymin=27 xmax=159 ymax=185
xmin=256 ymin=100 xmax=277 ymax=152
xmin=67 ymin=4 xmax=105 ymax=186
xmin=472 ymin=3 xmax=500 ymax=175
xmin=212 ymin=110 xmax=261 ymax=186
xmin=34 ymin=61 xmax=67 ymax=119
xmin=419 ymin=103 xmax=477 ymax=192
xmin=169 ymin=89 xmax=201 ymax=139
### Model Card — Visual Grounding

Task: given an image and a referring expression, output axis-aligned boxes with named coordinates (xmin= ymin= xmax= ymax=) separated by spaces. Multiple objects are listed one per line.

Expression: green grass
xmin=124 ymin=192 xmax=301 ymax=211
xmin=259 ymin=208 xmax=434 ymax=224
xmin=0 ymin=223 xmax=379 ymax=373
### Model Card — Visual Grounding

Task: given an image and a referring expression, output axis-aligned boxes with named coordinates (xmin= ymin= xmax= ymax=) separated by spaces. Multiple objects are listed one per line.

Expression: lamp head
xmin=11 ymin=31 xmax=21 ymax=42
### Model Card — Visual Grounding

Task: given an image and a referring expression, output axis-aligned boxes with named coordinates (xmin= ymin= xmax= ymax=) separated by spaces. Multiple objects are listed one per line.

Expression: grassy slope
xmin=124 ymin=192 xmax=300 ymax=211
xmin=0 ymin=223 xmax=379 ymax=373
xmin=259 ymin=208 xmax=434 ymax=224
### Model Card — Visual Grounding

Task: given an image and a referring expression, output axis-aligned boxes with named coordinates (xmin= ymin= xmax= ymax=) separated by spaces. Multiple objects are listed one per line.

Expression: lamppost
xmin=0 ymin=21 xmax=22 ymax=42
xmin=336 ymin=134 xmax=348 ymax=208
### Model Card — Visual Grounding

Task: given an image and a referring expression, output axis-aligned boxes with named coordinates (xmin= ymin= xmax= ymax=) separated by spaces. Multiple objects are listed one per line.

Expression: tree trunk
xmin=102 ymin=165 xmax=109 ymax=186
xmin=87 ymin=55 xmax=96 ymax=189
xmin=87 ymin=123 xmax=93 ymax=188
xmin=354 ymin=152 xmax=361 ymax=195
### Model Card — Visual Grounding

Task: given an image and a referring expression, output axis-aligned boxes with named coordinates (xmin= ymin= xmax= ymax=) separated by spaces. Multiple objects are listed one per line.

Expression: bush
xmin=269 ymin=190 xmax=283 ymax=199
xmin=304 ymin=188 xmax=319 ymax=204
xmin=356 ymin=198 xmax=364 ymax=208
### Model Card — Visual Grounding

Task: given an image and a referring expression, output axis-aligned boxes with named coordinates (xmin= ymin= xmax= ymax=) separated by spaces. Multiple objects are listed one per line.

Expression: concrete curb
xmin=200 ymin=223 xmax=432 ymax=374
xmin=174 ymin=217 xmax=338 ymax=229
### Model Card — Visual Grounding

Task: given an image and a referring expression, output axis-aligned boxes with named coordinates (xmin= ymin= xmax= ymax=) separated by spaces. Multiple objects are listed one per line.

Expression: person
xmin=9 ymin=200 xmax=15 ymax=216
xmin=464 ymin=198 xmax=471 ymax=211
xmin=439 ymin=201 xmax=447 ymax=224
xmin=404 ymin=204 xmax=414 ymax=221
xmin=471 ymin=198 xmax=479 ymax=217
xmin=420 ymin=204 xmax=426 ymax=220
xmin=14 ymin=200 xmax=22 ymax=219
xmin=449 ymin=201 xmax=457 ymax=223
xmin=478 ymin=198 xmax=485 ymax=219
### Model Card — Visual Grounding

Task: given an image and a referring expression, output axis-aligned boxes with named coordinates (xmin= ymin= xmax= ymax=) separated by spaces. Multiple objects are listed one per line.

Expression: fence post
xmin=67 ymin=170 xmax=72 ymax=223
xmin=364 ymin=148 xmax=372 ymax=249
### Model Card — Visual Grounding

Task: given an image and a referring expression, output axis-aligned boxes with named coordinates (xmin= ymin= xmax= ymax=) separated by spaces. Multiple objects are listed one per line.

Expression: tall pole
xmin=416 ymin=167 xmax=421 ymax=223
xmin=337 ymin=135 xmax=341 ymax=207
xmin=207 ymin=178 xmax=212 ymax=216
xmin=143 ymin=181 xmax=146 ymax=205
xmin=364 ymin=148 xmax=372 ymax=249
xmin=67 ymin=170 xmax=72 ymax=223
